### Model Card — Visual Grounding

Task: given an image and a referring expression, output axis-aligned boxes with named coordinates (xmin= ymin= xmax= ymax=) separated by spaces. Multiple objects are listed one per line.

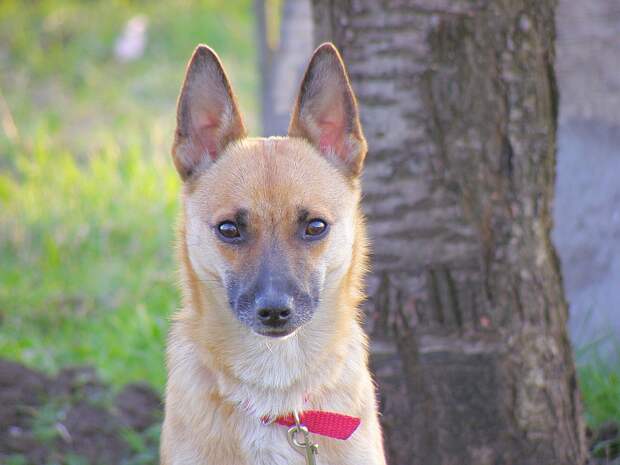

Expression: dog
xmin=160 ymin=42 xmax=386 ymax=465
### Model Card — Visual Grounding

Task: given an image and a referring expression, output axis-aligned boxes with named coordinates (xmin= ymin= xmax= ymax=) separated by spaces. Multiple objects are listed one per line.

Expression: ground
xmin=0 ymin=357 xmax=618 ymax=464
xmin=0 ymin=359 xmax=161 ymax=465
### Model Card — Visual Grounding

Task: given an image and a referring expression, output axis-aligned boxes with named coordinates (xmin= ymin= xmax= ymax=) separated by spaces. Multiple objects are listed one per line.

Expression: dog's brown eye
xmin=218 ymin=221 xmax=240 ymax=239
xmin=304 ymin=219 xmax=327 ymax=238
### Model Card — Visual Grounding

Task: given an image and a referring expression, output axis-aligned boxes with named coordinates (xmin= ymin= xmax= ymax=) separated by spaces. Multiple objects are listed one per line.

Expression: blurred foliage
xmin=0 ymin=0 xmax=257 ymax=153
xmin=0 ymin=139 xmax=177 ymax=388
xmin=121 ymin=424 xmax=162 ymax=465
xmin=0 ymin=0 xmax=256 ymax=389
xmin=578 ymin=347 xmax=620 ymax=428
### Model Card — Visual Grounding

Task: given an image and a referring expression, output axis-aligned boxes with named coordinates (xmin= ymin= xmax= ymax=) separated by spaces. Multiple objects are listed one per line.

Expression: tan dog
xmin=161 ymin=42 xmax=386 ymax=465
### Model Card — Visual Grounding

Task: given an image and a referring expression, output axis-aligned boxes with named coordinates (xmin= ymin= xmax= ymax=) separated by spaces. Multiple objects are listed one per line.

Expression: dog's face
xmin=172 ymin=44 xmax=366 ymax=338
xmin=184 ymin=139 xmax=359 ymax=338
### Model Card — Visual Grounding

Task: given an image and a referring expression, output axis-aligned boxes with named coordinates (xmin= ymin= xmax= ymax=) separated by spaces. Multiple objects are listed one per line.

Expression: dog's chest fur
xmin=163 ymin=319 xmax=383 ymax=465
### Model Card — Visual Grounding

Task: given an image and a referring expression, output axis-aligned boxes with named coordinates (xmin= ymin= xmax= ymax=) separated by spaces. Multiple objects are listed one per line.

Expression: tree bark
xmin=253 ymin=0 xmax=275 ymax=135
xmin=311 ymin=1 xmax=587 ymax=464
xmin=255 ymin=0 xmax=315 ymax=136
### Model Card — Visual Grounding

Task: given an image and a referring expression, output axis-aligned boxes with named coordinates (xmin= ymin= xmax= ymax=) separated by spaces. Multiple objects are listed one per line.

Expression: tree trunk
xmin=253 ymin=0 xmax=275 ymax=135
xmin=311 ymin=1 xmax=587 ymax=464
xmin=255 ymin=0 xmax=314 ymax=136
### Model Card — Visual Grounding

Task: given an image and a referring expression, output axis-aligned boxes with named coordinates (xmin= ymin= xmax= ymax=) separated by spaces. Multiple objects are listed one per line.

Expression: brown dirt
xmin=1 ymin=357 xmax=617 ymax=464
xmin=0 ymin=359 xmax=161 ymax=465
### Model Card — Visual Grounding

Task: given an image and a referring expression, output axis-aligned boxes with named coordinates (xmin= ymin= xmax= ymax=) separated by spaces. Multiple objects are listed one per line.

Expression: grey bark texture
xmin=255 ymin=0 xmax=314 ymax=136
xmin=253 ymin=0 xmax=275 ymax=135
xmin=311 ymin=1 xmax=588 ymax=464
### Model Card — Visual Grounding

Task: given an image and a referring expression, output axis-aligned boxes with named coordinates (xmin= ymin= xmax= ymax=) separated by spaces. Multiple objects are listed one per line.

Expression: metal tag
xmin=287 ymin=412 xmax=319 ymax=465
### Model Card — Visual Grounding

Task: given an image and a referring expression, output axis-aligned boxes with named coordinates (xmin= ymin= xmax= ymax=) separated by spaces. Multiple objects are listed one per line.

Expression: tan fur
xmin=161 ymin=44 xmax=386 ymax=465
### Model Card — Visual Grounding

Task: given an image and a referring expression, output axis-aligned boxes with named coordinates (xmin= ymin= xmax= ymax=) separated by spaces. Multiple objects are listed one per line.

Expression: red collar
xmin=268 ymin=410 xmax=361 ymax=440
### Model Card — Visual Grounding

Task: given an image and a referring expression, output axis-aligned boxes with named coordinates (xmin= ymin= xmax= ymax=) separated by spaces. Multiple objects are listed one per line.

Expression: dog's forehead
xmin=188 ymin=137 xmax=354 ymax=216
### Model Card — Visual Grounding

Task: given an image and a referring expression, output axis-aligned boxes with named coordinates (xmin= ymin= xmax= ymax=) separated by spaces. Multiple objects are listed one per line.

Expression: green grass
xmin=577 ymin=336 xmax=620 ymax=428
xmin=0 ymin=0 xmax=258 ymax=153
xmin=579 ymin=363 xmax=620 ymax=428
xmin=0 ymin=140 xmax=178 ymax=388
xmin=0 ymin=0 xmax=257 ymax=389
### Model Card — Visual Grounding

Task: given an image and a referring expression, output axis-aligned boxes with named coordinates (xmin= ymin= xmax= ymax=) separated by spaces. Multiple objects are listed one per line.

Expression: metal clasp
xmin=287 ymin=411 xmax=319 ymax=465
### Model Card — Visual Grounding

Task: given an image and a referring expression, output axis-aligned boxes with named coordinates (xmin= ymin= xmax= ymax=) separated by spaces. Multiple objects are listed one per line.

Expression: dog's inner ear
xmin=288 ymin=43 xmax=367 ymax=177
xmin=173 ymin=45 xmax=246 ymax=180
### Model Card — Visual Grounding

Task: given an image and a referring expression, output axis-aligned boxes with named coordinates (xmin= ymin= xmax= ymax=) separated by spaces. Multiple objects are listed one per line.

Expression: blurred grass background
xmin=0 ymin=0 xmax=617 ymax=431
xmin=0 ymin=0 xmax=256 ymax=390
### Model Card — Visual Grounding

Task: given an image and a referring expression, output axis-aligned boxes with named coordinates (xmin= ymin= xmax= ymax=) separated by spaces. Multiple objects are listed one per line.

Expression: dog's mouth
xmin=254 ymin=327 xmax=298 ymax=339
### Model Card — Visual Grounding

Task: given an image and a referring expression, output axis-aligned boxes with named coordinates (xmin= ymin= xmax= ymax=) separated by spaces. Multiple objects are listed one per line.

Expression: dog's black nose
xmin=257 ymin=306 xmax=291 ymax=327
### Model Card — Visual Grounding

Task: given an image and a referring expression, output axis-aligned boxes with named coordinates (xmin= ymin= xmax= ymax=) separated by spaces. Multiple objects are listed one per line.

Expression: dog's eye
xmin=304 ymin=219 xmax=328 ymax=239
xmin=217 ymin=221 xmax=241 ymax=240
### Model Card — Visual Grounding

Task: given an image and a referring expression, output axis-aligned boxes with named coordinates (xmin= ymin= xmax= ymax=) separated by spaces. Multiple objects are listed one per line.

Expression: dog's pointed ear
xmin=288 ymin=43 xmax=367 ymax=177
xmin=172 ymin=45 xmax=246 ymax=180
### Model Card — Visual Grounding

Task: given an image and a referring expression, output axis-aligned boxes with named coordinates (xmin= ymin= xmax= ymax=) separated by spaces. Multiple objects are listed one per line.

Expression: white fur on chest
xmin=238 ymin=417 xmax=306 ymax=465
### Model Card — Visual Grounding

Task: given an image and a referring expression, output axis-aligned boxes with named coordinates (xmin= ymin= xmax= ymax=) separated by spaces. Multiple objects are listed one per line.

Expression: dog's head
xmin=172 ymin=44 xmax=366 ymax=339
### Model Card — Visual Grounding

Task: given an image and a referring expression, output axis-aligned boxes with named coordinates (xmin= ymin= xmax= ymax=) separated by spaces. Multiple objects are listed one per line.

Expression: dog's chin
xmin=253 ymin=327 xmax=299 ymax=340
